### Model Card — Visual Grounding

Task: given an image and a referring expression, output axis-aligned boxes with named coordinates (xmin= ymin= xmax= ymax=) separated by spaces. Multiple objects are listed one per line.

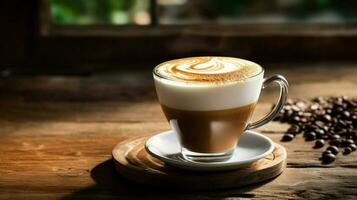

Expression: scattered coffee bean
xmin=275 ymin=96 xmax=357 ymax=163
xmin=287 ymin=124 xmax=300 ymax=134
xmin=314 ymin=121 xmax=325 ymax=129
xmin=323 ymin=114 xmax=332 ymax=122
xmin=310 ymin=103 xmax=319 ymax=110
xmin=305 ymin=132 xmax=316 ymax=141
xmin=350 ymin=144 xmax=357 ymax=151
xmin=331 ymin=134 xmax=341 ymax=140
xmin=341 ymin=139 xmax=354 ymax=147
xmin=293 ymin=116 xmax=300 ymax=123
xmin=300 ymin=118 xmax=308 ymax=123
xmin=322 ymin=150 xmax=332 ymax=157
xmin=343 ymin=111 xmax=350 ymax=118
xmin=327 ymin=146 xmax=339 ymax=155
xmin=314 ymin=139 xmax=325 ymax=148
xmin=343 ymin=147 xmax=352 ymax=155
xmin=282 ymin=134 xmax=294 ymax=142
xmin=329 ymin=139 xmax=341 ymax=147
xmin=315 ymin=128 xmax=325 ymax=135
xmin=322 ymin=153 xmax=336 ymax=163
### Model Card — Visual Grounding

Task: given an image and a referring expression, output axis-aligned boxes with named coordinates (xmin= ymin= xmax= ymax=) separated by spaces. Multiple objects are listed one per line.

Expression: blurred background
xmin=50 ymin=0 xmax=357 ymax=25
xmin=1 ymin=0 xmax=357 ymax=75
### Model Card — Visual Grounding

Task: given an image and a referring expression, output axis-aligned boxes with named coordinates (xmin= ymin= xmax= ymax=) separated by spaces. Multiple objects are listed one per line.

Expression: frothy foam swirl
xmin=155 ymin=57 xmax=262 ymax=83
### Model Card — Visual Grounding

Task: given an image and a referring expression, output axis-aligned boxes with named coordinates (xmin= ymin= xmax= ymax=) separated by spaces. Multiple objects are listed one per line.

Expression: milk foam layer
xmin=154 ymin=57 xmax=264 ymax=111
xmin=155 ymin=57 xmax=262 ymax=83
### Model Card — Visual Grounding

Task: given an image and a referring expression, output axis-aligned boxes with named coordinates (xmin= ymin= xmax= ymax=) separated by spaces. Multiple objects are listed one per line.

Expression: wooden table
xmin=0 ymin=63 xmax=356 ymax=199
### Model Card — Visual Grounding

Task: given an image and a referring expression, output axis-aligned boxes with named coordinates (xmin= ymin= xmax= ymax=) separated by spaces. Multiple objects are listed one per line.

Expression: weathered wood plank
xmin=0 ymin=133 xmax=355 ymax=171
xmin=0 ymin=164 xmax=356 ymax=200
xmin=0 ymin=65 xmax=356 ymax=199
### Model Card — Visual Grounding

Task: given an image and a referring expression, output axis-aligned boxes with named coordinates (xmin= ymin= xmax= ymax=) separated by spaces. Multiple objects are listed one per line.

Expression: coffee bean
xmin=349 ymin=144 xmax=357 ymax=151
xmin=296 ymin=101 xmax=306 ymax=109
xmin=303 ymin=112 xmax=312 ymax=118
xmin=296 ymin=111 xmax=304 ymax=116
xmin=315 ymin=128 xmax=325 ymax=135
xmin=329 ymin=139 xmax=341 ymax=147
xmin=327 ymin=146 xmax=339 ymax=155
xmin=314 ymin=139 xmax=325 ymax=148
xmin=282 ymin=134 xmax=294 ymax=142
xmin=353 ymin=114 xmax=357 ymax=119
xmin=289 ymin=124 xmax=300 ymax=131
xmin=343 ymin=111 xmax=350 ymax=118
xmin=323 ymin=114 xmax=332 ymax=122
xmin=346 ymin=100 xmax=357 ymax=108
xmin=321 ymin=134 xmax=329 ymax=140
xmin=310 ymin=103 xmax=319 ymax=110
xmin=315 ymin=129 xmax=325 ymax=139
xmin=300 ymin=118 xmax=308 ymax=123
xmin=341 ymin=139 xmax=354 ymax=147
xmin=322 ymin=150 xmax=332 ymax=157
xmin=343 ymin=147 xmax=352 ymax=155
xmin=322 ymin=153 xmax=336 ymax=163
xmin=278 ymin=96 xmax=356 ymax=162
xmin=336 ymin=107 xmax=344 ymax=113
xmin=292 ymin=105 xmax=300 ymax=112
xmin=331 ymin=134 xmax=341 ymax=140
xmin=286 ymin=110 xmax=293 ymax=117
xmin=313 ymin=97 xmax=324 ymax=103
xmin=305 ymin=132 xmax=316 ymax=141
xmin=304 ymin=124 xmax=317 ymax=132
xmin=315 ymin=121 xmax=325 ymax=129
xmin=293 ymin=116 xmax=300 ymax=123
xmin=353 ymin=134 xmax=357 ymax=142
xmin=285 ymin=105 xmax=292 ymax=111
xmin=316 ymin=110 xmax=326 ymax=116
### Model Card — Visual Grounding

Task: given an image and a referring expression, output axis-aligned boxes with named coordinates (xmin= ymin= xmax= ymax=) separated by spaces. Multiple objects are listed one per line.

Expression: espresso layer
xmin=162 ymin=103 xmax=257 ymax=153
xmin=155 ymin=56 xmax=262 ymax=83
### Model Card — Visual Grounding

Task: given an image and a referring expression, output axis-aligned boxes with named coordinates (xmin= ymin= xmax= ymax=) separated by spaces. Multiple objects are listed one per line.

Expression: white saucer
xmin=145 ymin=130 xmax=275 ymax=171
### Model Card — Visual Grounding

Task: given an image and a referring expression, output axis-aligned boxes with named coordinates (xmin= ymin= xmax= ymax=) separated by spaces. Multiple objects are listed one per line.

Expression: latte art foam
xmin=155 ymin=57 xmax=262 ymax=83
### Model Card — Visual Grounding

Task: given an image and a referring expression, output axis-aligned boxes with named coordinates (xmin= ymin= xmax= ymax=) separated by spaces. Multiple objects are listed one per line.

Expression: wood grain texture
xmin=112 ymin=137 xmax=287 ymax=190
xmin=0 ymin=64 xmax=356 ymax=199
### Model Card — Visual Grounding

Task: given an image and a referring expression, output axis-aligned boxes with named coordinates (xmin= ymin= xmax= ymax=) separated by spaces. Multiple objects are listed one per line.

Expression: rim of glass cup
xmin=152 ymin=56 xmax=265 ymax=84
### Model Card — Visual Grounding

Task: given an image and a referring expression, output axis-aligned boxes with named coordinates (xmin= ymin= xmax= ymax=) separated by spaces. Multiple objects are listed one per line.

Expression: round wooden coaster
xmin=112 ymin=137 xmax=287 ymax=190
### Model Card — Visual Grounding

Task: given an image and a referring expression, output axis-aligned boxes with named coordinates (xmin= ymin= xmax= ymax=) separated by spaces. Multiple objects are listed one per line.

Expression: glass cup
xmin=153 ymin=59 xmax=288 ymax=162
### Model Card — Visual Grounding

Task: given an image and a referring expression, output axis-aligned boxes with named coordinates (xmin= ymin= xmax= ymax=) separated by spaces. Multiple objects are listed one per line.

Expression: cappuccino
xmin=154 ymin=57 xmax=264 ymax=161
xmin=154 ymin=56 xmax=265 ymax=161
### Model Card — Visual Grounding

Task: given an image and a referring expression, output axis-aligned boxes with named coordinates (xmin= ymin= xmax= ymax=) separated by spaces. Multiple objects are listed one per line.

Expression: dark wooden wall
xmin=0 ymin=0 xmax=36 ymax=68
xmin=0 ymin=0 xmax=357 ymax=75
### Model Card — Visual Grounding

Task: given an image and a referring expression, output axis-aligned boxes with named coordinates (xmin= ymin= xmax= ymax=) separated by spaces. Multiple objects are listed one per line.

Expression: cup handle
xmin=246 ymin=74 xmax=289 ymax=130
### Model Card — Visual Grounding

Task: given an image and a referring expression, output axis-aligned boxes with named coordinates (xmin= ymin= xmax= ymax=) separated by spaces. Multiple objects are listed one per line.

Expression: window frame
xmin=39 ymin=0 xmax=357 ymax=37
xmin=32 ymin=0 xmax=357 ymax=73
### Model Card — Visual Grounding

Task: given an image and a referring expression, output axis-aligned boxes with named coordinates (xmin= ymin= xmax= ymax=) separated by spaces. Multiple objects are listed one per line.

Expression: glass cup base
xmin=181 ymin=147 xmax=235 ymax=162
